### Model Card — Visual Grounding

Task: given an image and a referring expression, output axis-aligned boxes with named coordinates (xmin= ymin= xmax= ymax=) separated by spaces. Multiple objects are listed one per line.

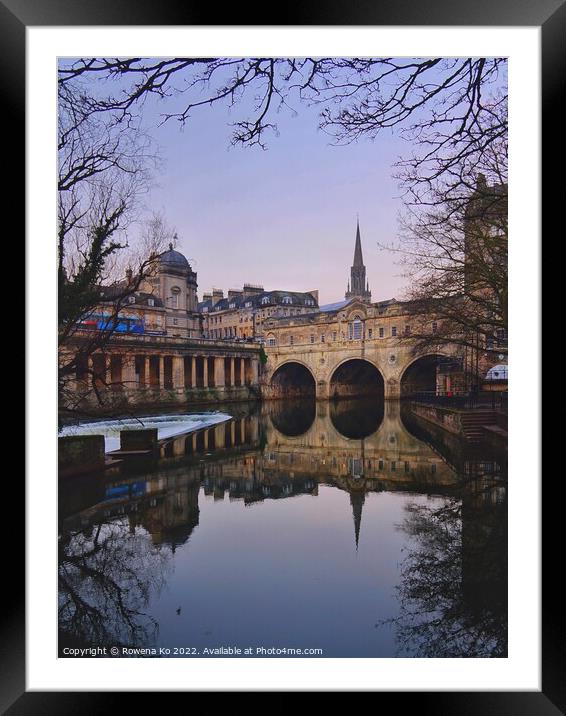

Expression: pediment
xmin=343 ymin=300 xmax=370 ymax=319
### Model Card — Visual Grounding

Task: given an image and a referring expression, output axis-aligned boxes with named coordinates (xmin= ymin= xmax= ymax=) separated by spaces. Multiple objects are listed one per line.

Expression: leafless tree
xmin=58 ymin=57 xmax=506 ymax=175
xmin=58 ymin=65 xmax=171 ymax=413
xmin=58 ymin=212 xmax=176 ymax=417
xmin=59 ymin=517 xmax=171 ymax=650
xmin=387 ymin=101 xmax=507 ymax=377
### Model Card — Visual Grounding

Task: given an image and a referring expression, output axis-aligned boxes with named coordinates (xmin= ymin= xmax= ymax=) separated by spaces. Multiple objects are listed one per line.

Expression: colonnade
xmin=76 ymin=350 xmax=259 ymax=393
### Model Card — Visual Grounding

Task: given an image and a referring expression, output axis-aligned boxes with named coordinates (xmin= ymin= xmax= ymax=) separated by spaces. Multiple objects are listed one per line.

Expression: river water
xmin=58 ymin=399 xmax=507 ymax=658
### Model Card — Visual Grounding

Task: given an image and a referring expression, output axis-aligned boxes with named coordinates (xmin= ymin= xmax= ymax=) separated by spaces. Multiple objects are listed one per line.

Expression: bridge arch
xmin=269 ymin=360 xmax=316 ymax=399
xmin=399 ymin=352 xmax=455 ymax=396
xmin=329 ymin=398 xmax=384 ymax=439
xmin=268 ymin=400 xmax=316 ymax=437
xmin=329 ymin=357 xmax=385 ymax=400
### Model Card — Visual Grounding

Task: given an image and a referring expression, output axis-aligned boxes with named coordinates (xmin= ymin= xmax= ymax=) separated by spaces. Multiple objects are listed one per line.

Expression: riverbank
xmin=407 ymin=400 xmax=508 ymax=446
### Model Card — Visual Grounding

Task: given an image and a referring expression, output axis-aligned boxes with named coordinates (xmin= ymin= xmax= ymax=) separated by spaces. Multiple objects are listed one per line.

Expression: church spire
xmin=350 ymin=490 xmax=365 ymax=552
xmin=353 ymin=218 xmax=364 ymax=267
xmin=345 ymin=217 xmax=372 ymax=302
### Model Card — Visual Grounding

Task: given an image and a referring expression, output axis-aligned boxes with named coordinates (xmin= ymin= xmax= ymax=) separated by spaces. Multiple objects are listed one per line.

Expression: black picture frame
xmin=11 ymin=0 xmax=556 ymax=708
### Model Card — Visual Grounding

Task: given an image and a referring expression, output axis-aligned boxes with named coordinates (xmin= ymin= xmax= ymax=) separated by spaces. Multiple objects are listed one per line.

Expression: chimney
xmin=125 ymin=267 xmax=133 ymax=285
xmin=242 ymin=283 xmax=264 ymax=297
xmin=211 ymin=288 xmax=224 ymax=306
xmin=228 ymin=289 xmax=243 ymax=300
xmin=202 ymin=292 xmax=212 ymax=302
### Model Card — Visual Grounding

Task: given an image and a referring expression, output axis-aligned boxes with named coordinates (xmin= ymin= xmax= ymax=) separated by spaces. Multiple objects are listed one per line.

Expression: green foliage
xmin=258 ymin=346 xmax=268 ymax=365
xmin=58 ymin=204 xmax=126 ymax=343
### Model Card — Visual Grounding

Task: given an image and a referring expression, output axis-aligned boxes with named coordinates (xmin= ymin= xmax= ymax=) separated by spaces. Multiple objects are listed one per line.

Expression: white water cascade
xmin=59 ymin=412 xmax=232 ymax=453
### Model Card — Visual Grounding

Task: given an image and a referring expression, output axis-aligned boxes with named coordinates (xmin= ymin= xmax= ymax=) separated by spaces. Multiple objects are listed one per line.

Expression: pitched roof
xmin=198 ymin=289 xmax=318 ymax=312
xmin=99 ymin=283 xmax=164 ymax=307
xmin=320 ymin=299 xmax=349 ymax=312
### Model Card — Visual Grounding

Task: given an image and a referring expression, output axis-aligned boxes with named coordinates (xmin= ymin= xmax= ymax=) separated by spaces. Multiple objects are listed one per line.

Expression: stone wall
xmin=59 ymin=434 xmax=106 ymax=478
xmin=409 ymin=403 xmax=464 ymax=436
xmin=71 ymin=384 xmax=261 ymax=416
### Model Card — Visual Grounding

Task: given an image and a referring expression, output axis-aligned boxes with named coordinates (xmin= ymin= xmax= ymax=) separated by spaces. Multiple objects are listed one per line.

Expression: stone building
xmin=90 ymin=284 xmax=167 ymax=335
xmin=462 ymin=175 xmax=508 ymax=381
xmin=198 ymin=284 xmax=319 ymax=340
xmin=140 ymin=242 xmax=201 ymax=338
xmin=90 ymin=242 xmax=202 ymax=339
xmin=261 ymin=295 xmax=462 ymax=399
xmin=464 ymin=174 xmax=508 ymax=294
xmin=62 ymin=242 xmax=263 ymax=411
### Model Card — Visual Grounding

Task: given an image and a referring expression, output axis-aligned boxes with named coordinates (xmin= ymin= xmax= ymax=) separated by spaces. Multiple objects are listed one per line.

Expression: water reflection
xmin=59 ymin=519 xmax=171 ymax=650
xmin=386 ymin=481 xmax=507 ymax=657
xmin=329 ymin=398 xmax=384 ymax=439
xmin=269 ymin=399 xmax=316 ymax=436
xmin=59 ymin=399 xmax=507 ymax=657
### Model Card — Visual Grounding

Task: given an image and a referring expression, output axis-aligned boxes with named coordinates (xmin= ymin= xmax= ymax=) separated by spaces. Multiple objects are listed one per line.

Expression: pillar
xmin=203 ymin=356 xmax=208 ymax=388
xmin=109 ymin=354 xmax=122 ymax=390
xmin=122 ymin=355 xmax=137 ymax=390
xmin=316 ymin=380 xmax=329 ymax=401
xmin=144 ymin=356 xmax=151 ymax=387
xmin=249 ymin=414 xmax=259 ymax=443
xmin=91 ymin=353 xmax=108 ymax=388
xmin=87 ymin=355 xmax=94 ymax=383
xmin=251 ymin=358 xmax=259 ymax=386
xmin=172 ymin=355 xmax=184 ymax=389
xmin=191 ymin=356 xmax=197 ymax=388
xmin=173 ymin=437 xmax=185 ymax=457
xmin=214 ymin=357 xmax=225 ymax=388
xmin=159 ymin=355 xmax=165 ymax=389
xmin=384 ymin=378 xmax=401 ymax=400
xmin=215 ymin=423 xmax=226 ymax=449
xmin=230 ymin=357 xmax=235 ymax=387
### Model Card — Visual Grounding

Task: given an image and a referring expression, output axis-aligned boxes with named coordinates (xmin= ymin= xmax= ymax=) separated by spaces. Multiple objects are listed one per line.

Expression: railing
xmin=406 ymin=390 xmax=508 ymax=412
xmin=73 ymin=328 xmax=262 ymax=350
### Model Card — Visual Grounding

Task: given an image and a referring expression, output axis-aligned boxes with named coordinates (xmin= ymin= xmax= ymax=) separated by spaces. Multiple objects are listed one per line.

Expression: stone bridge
xmin=264 ymin=399 xmax=458 ymax=487
xmin=261 ymin=337 xmax=460 ymax=401
xmin=151 ymin=399 xmax=458 ymax=490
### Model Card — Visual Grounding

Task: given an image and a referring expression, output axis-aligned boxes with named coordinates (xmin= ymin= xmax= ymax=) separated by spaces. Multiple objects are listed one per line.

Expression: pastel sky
xmin=134 ymin=80 xmax=409 ymax=306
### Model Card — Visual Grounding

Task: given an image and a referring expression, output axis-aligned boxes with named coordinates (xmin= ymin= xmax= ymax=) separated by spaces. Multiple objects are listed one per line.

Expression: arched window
xmin=349 ymin=316 xmax=363 ymax=340
xmin=170 ymin=286 xmax=181 ymax=308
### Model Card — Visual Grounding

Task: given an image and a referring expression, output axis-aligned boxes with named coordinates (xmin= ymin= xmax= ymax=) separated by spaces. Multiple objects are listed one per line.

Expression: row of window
xmin=264 ymin=454 xmax=439 ymax=475
xmin=207 ymin=306 xmax=309 ymax=324
xmin=266 ymin=322 xmax=439 ymax=346
xmin=217 ymin=296 xmax=316 ymax=310
xmin=127 ymin=295 xmax=156 ymax=307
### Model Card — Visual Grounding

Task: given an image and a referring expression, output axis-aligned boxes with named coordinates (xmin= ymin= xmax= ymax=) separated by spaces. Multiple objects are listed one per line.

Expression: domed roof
xmin=486 ymin=363 xmax=508 ymax=380
xmin=159 ymin=243 xmax=190 ymax=270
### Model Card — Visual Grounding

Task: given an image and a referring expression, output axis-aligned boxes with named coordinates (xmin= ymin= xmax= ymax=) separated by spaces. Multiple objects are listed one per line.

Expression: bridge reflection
xmin=59 ymin=399 xmax=507 ymax=657
xmin=60 ymin=399 xmax=506 ymax=543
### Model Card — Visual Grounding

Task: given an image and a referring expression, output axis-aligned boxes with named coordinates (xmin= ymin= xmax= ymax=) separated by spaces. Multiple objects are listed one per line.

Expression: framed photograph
xmin=12 ymin=0 xmax=556 ymax=706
